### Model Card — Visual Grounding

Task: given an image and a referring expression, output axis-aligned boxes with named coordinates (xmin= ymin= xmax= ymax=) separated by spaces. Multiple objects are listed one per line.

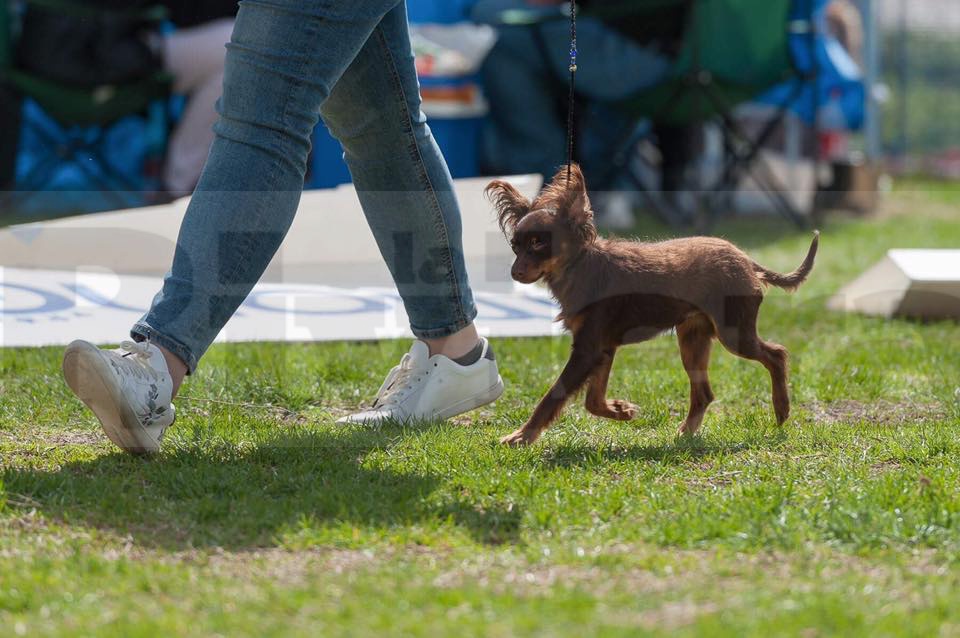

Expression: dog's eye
xmin=529 ymin=236 xmax=545 ymax=251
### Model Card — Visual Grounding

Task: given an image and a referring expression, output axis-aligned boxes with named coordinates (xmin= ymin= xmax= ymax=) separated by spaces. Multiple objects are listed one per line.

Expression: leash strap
xmin=566 ymin=0 xmax=578 ymax=183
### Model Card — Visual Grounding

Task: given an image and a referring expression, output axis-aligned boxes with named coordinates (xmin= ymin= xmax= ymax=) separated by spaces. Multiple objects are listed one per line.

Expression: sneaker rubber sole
xmin=339 ymin=376 xmax=506 ymax=425
xmin=433 ymin=375 xmax=505 ymax=421
xmin=62 ymin=340 xmax=160 ymax=455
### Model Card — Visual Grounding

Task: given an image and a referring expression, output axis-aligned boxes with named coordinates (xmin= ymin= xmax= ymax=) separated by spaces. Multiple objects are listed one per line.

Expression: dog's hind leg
xmin=584 ymin=348 xmax=637 ymax=421
xmin=676 ymin=314 xmax=716 ymax=436
xmin=715 ymin=296 xmax=790 ymax=425
xmin=758 ymin=340 xmax=789 ymax=425
xmin=724 ymin=336 xmax=790 ymax=425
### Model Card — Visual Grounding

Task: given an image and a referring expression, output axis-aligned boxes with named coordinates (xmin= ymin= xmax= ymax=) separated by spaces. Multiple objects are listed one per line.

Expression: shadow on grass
xmin=1 ymin=428 xmax=522 ymax=550
xmin=542 ymin=429 xmax=789 ymax=468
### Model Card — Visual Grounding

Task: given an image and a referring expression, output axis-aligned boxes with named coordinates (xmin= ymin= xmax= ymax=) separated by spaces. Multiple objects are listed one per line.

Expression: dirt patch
xmin=686 ymin=470 xmax=745 ymax=489
xmin=0 ymin=513 xmax=388 ymax=583
xmin=192 ymin=547 xmax=382 ymax=586
xmin=875 ymin=189 xmax=960 ymax=222
xmin=804 ymin=399 xmax=948 ymax=426
xmin=39 ymin=430 xmax=105 ymax=446
xmin=634 ymin=599 xmax=722 ymax=630
xmin=430 ymin=559 xmax=711 ymax=607
xmin=428 ymin=546 xmax=956 ymax=629
xmin=1 ymin=426 xmax=105 ymax=447
xmin=869 ymin=458 xmax=905 ymax=476
xmin=176 ymin=396 xmax=307 ymax=424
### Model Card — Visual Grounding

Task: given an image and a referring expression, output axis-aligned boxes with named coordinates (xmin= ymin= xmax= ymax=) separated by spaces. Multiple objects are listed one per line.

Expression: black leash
xmin=565 ymin=1 xmax=578 ymax=184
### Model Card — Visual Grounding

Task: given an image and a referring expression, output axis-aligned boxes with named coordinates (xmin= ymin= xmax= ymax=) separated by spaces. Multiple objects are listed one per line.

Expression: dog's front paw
xmin=676 ymin=420 xmax=703 ymax=437
xmin=500 ymin=427 xmax=540 ymax=447
xmin=608 ymin=399 xmax=638 ymax=421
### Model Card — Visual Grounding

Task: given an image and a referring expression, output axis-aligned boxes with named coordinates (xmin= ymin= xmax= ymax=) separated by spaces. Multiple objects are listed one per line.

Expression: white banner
xmin=0 ymin=268 xmax=562 ymax=348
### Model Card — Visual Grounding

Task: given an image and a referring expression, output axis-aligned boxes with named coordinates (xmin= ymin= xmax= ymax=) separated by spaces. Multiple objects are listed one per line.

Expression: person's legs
xmin=542 ymin=19 xmax=670 ymax=102
xmin=161 ymin=18 xmax=234 ymax=196
xmin=319 ymin=3 xmax=477 ymax=347
xmin=65 ymin=0 xmax=499 ymax=450
xmin=131 ymin=0 xmax=410 ymax=380
xmin=656 ymin=123 xmax=703 ymax=192
xmin=314 ymin=3 xmax=499 ymax=425
xmin=479 ymin=24 xmax=565 ymax=179
xmin=480 ymin=16 xmax=672 ymax=180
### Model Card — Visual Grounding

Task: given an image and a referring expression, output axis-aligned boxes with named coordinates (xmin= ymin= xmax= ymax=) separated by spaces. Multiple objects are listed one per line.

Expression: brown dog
xmin=487 ymin=165 xmax=819 ymax=446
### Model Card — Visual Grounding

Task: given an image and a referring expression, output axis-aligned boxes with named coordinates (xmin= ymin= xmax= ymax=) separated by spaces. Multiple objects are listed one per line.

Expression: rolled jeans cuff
xmin=409 ymin=302 xmax=478 ymax=340
xmin=130 ymin=321 xmax=199 ymax=374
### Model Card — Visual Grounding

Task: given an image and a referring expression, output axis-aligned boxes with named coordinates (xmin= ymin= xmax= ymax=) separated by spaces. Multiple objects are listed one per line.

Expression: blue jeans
xmin=131 ymin=0 xmax=477 ymax=372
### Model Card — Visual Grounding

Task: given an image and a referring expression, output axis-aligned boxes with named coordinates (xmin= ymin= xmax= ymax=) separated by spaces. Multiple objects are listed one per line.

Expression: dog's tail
xmin=753 ymin=231 xmax=820 ymax=292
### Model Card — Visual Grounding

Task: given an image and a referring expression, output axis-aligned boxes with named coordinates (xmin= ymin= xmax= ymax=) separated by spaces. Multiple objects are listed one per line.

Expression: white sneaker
xmin=62 ymin=339 xmax=175 ymax=455
xmin=338 ymin=338 xmax=504 ymax=425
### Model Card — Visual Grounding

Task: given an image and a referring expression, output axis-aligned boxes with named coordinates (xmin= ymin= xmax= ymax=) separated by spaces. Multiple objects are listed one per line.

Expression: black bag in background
xmin=0 ymin=84 xmax=22 ymax=189
xmin=15 ymin=5 xmax=162 ymax=89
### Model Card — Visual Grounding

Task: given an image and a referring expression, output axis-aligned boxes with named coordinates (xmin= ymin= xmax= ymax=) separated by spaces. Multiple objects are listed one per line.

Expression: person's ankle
xmin=424 ymin=324 xmax=481 ymax=361
xmin=158 ymin=347 xmax=188 ymax=398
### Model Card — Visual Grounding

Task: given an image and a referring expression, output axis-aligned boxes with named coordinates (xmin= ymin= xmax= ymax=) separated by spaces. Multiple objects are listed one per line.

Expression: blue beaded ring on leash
xmin=565 ymin=1 xmax=578 ymax=184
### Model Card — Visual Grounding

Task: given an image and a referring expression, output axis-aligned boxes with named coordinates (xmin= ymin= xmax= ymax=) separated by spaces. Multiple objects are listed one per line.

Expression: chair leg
xmin=719 ymin=111 xmax=809 ymax=227
xmin=744 ymin=151 xmax=811 ymax=227
xmin=690 ymin=80 xmax=810 ymax=228
xmin=621 ymin=149 xmax=695 ymax=230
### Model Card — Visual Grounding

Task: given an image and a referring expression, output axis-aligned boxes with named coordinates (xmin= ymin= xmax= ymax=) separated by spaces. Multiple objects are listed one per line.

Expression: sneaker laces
xmin=116 ymin=340 xmax=161 ymax=382
xmin=372 ymin=353 xmax=428 ymax=408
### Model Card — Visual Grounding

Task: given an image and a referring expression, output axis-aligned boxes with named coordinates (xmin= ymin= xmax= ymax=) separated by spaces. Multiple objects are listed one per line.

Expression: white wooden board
xmin=828 ymin=249 xmax=960 ymax=320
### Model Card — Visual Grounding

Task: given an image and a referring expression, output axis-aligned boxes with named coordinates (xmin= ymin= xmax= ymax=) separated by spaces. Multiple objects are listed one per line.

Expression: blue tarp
xmin=12 ymin=98 xmax=156 ymax=219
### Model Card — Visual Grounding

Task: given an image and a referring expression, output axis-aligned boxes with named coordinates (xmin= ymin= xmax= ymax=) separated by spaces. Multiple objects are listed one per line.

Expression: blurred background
xmin=0 ymin=0 xmax=955 ymax=230
xmin=877 ymin=0 xmax=960 ymax=175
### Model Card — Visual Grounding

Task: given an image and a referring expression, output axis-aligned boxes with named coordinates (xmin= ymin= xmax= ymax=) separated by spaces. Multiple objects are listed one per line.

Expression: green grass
xmin=2 ymin=181 xmax=960 ymax=636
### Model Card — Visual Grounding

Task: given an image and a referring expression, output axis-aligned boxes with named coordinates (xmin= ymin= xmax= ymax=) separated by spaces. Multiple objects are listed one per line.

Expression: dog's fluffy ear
xmin=486 ymin=180 xmax=531 ymax=235
xmin=537 ymin=163 xmax=597 ymax=243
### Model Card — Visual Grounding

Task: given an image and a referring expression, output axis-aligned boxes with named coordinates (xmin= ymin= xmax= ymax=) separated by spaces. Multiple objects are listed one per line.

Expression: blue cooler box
xmin=307 ymin=124 xmax=352 ymax=189
xmin=406 ymin=0 xmax=472 ymax=24
xmin=419 ymin=73 xmax=485 ymax=180
xmin=427 ymin=116 xmax=482 ymax=179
